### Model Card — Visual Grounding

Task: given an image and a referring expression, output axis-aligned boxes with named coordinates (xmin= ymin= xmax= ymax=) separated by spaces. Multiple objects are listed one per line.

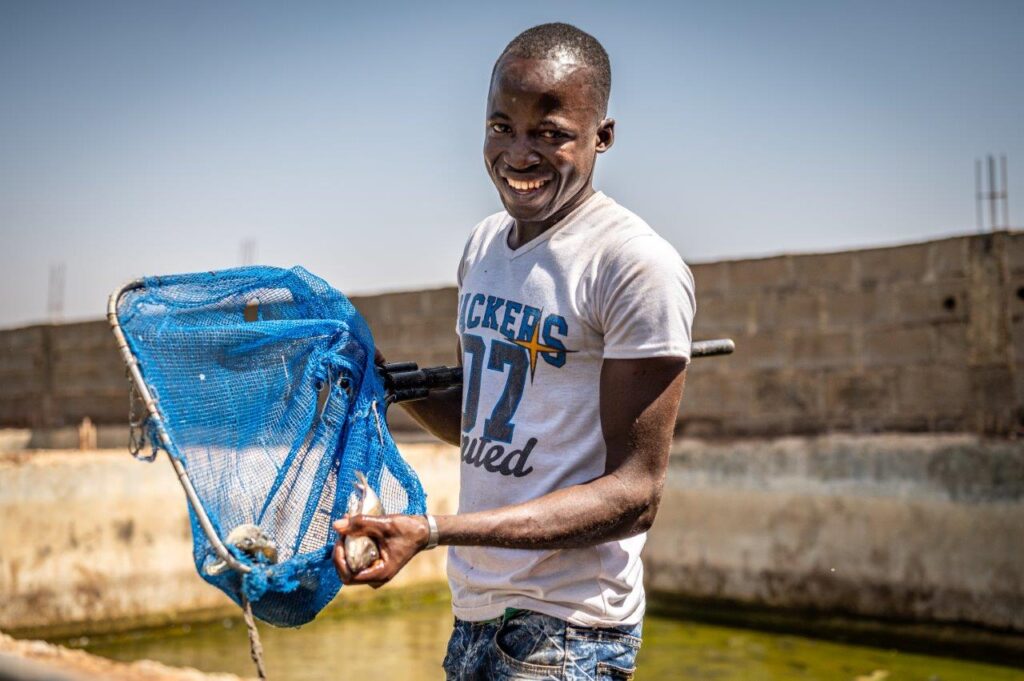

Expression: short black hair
xmin=495 ymin=22 xmax=611 ymax=115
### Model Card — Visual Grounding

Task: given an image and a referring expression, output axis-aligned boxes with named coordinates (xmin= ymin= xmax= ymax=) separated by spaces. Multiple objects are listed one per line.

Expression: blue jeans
xmin=443 ymin=609 xmax=643 ymax=680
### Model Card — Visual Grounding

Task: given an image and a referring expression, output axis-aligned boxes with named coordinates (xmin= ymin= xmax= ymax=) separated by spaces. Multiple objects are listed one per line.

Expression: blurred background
xmin=1 ymin=2 xmax=1023 ymax=680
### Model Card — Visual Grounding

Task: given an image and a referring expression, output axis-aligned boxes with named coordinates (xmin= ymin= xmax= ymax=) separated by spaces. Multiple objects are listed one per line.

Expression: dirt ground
xmin=0 ymin=632 xmax=252 ymax=681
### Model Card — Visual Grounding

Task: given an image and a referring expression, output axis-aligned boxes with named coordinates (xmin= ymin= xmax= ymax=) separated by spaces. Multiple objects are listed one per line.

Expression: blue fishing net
xmin=115 ymin=265 xmax=426 ymax=627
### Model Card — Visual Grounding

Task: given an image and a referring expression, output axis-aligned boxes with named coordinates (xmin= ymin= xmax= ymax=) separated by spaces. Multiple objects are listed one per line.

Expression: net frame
xmin=108 ymin=278 xmax=251 ymax=575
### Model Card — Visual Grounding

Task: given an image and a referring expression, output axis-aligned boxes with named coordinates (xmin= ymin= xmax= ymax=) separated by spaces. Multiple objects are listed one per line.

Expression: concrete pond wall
xmin=0 ymin=443 xmax=458 ymax=638
xmin=2 ymin=436 xmax=1021 ymax=639
xmin=646 ymin=434 xmax=1024 ymax=632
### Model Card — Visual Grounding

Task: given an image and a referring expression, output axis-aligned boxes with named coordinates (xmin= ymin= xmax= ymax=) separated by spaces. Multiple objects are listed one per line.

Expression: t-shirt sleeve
xmin=457 ymin=213 xmax=502 ymax=287
xmin=596 ymin=234 xmax=696 ymax=360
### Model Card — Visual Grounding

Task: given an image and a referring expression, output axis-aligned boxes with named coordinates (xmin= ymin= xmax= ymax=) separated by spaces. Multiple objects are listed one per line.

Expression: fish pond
xmin=72 ymin=600 xmax=1024 ymax=681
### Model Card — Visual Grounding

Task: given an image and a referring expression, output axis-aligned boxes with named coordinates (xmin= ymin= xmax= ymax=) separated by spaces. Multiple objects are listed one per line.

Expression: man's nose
xmin=506 ymin=136 xmax=541 ymax=169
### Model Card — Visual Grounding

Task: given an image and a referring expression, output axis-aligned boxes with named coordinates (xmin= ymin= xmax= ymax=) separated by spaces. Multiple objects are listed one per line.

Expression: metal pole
xmin=975 ymin=158 xmax=984 ymax=232
xmin=988 ymin=155 xmax=998 ymax=232
xmin=1000 ymin=155 xmax=1010 ymax=229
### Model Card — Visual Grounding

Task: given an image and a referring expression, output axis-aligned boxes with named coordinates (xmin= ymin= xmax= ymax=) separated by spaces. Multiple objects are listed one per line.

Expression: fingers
xmin=333 ymin=546 xmax=390 ymax=587
xmin=333 ymin=514 xmax=389 ymax=540
xmin=332 ymin=515 xmax=391 ymax=586
xmin=350 ymin=558 xmax=391 ymax=586
xmin=332 ymin=533 xmax=387 ymax=585
xmin=331 ymin=514 xmax=422 ymax=588
xmin=331 ymin=542 xmax=354 ymax=583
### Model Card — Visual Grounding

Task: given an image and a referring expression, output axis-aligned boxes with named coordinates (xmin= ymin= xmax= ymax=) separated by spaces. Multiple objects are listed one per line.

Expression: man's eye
xmin=539 ymin=130 xmax=566 ymax=140
xmin=490 ymin=123 xmax=511 ymax=134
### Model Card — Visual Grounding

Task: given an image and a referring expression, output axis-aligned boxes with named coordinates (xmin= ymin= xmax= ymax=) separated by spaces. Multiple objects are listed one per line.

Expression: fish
xmin=344 ymin=471 xmax=384 ymax=573
xmin=205 ymin=523 xmax=279 ymax=576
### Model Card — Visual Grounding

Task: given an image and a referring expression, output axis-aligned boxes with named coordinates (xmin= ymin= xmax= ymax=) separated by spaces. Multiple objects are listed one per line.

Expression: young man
xmin=334 ymin=22 xmax=695 ymax=680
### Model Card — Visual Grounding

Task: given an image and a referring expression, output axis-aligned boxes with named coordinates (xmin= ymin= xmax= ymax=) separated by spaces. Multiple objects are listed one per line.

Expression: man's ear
xmin=596 ymin=118 xmax=615 ymax=153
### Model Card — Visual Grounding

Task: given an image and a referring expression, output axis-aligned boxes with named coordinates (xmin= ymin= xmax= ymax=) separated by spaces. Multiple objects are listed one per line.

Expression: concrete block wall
xmin=0 ymin=289 xmax=461 ymax=431
xmin=682 ymin=231 xmax=1022 ymax=437
xmin=0 ymin=326 xmax=48 ymax=428
xmin=0 ymin=232 xmax=1021 ymax=437
xmin=0 ymin=322 xmax=127 ymax=429
xmin=350 ymin=287 xmax=460 ymax=368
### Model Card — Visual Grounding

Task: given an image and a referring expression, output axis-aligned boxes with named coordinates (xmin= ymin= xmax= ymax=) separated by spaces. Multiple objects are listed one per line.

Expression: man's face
xmin=484 ymin=54 xmax=614 ymax=225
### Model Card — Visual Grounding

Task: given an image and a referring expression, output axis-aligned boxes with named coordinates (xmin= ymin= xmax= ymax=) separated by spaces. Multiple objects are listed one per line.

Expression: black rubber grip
xmin=381 ymin=338 xmax=735 ymax=403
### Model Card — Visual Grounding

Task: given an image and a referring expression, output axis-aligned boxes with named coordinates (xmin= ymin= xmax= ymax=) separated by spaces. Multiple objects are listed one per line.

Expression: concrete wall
xmin=0 ymin=322 xmax=128 ymax=429
xmin=684 ymin=231 xmax=1023 ymax=437
xmin=646 ymin=434 xmax=1024 ymax=632
xmin=351 ymin=287 xmax=461 ymax=369
xmin=3 ymin=436 xmax=1022 ymax=637
xmin=0 ymin=444 xmax=458 ymax=638
xmin=359 ymin=232 xmax=1024 ymax=438
xmin=1 ymin=232 xmax=1022 ymax=437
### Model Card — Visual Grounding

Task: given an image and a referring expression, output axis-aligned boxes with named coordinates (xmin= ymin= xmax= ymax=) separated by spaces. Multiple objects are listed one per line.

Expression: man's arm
xmin=381 ymin=342 xmax=463 ymax=447
xmin=333 ymin=355 xmax=687 ymax=585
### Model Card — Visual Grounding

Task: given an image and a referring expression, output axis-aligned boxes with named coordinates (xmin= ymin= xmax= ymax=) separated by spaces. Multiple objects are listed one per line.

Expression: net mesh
xmin=116 ymin=265 xmax=426 ymax=627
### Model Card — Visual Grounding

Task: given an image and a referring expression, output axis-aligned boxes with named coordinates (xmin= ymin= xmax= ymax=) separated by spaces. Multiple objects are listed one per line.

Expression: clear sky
xmin=2 ymin=0 xmax=1022 ymax=328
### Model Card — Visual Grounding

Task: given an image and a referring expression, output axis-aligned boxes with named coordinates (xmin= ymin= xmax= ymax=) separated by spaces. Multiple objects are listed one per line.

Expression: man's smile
xmin=505 ymin=176 xmax=548 ymax=192
xmin=504 ymin=176 xmax=551 ymax=194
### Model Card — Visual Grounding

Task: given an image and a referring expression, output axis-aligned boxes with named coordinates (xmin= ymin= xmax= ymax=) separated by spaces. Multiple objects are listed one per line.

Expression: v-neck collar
xmin=501 ymin=191 xmax=607 ymax=260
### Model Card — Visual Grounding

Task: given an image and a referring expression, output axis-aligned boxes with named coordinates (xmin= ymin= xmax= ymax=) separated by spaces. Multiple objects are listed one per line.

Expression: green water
xmin=77 ymin=603 xmax=1023 ymax=681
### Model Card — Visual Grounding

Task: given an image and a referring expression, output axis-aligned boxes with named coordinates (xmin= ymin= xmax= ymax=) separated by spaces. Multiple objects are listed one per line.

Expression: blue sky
xmin=1 ymin=0 xmax=1022 ymax=327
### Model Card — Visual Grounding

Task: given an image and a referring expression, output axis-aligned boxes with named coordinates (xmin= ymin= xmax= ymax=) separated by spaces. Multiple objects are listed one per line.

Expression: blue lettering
xmin=466 ymin=293 xmax=485 ymax=329
xmin=541 ymin=315 xmax=568 ymax=367
xmin=457 ymin=293 xmax=470 ymax=333
xmin=517 ymin=305 xmax=542 ymax=341
xmin=482 ymin=296 xmax=505 ymax=330
xmin=499 ymin=301 xmax=522 ymax=339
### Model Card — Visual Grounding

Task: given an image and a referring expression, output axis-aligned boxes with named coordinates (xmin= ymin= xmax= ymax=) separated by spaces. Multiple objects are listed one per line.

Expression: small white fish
xmin=205 ymin=523 xmax=279 ymax=576
xmin=344 ymin=471 xmax=383 ymax=573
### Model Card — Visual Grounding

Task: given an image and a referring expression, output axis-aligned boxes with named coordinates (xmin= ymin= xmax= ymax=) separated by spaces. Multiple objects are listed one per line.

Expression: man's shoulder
xmin=469 ymin=209 xmax=510 ymax=242
xmin=583 ymin=194 xmax=682 ymax=265
xmin=457 ymin=210 xmax=509 ymax=285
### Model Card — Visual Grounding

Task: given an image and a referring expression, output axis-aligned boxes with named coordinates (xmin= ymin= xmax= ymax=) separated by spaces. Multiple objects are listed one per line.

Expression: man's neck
xmin=509 ymin=185 xmax=595 ymax=249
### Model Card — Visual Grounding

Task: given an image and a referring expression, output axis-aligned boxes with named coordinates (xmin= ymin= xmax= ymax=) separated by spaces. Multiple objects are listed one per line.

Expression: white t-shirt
xmin=450 ymin=191 xmax=696 ymax=627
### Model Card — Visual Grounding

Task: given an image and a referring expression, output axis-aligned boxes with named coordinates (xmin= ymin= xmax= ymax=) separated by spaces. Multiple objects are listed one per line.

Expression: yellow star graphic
xmin=511 ymin=320 xmax=566 ymax=382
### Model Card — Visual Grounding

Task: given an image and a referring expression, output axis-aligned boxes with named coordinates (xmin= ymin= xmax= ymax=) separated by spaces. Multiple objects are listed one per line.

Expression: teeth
xmin=506 ymin=178 xmax=548 ymax=191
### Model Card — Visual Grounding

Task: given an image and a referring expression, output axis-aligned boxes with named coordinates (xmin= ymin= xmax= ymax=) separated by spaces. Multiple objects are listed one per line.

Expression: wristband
xmin=424 ymin=513 xmax=439 ymax=550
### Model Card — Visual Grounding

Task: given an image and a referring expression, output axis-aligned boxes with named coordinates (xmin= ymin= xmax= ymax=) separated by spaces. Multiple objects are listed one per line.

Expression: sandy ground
xmin=0 ymin=632 xmax=252 ymax=681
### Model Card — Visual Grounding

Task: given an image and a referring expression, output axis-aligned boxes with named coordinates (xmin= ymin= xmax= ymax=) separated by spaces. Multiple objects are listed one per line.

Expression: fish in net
xmin=108 ymin=265 xmax=427 ymax=628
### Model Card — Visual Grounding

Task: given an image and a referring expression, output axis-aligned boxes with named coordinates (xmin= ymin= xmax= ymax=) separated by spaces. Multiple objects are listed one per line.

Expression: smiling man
xmin=333 ymin=22 xmax=696 ymax=680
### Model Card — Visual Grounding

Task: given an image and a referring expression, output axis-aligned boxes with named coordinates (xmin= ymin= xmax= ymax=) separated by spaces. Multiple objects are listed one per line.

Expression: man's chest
xmin=456 ymin=253 xmax=601 ymax=363
xmin=454 ymin=249 xmax=605 ymax=449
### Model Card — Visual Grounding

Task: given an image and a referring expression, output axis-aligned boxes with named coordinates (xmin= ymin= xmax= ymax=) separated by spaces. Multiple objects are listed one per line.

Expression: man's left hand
xmin=332 ymin=514 xmax=430 ymax=588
